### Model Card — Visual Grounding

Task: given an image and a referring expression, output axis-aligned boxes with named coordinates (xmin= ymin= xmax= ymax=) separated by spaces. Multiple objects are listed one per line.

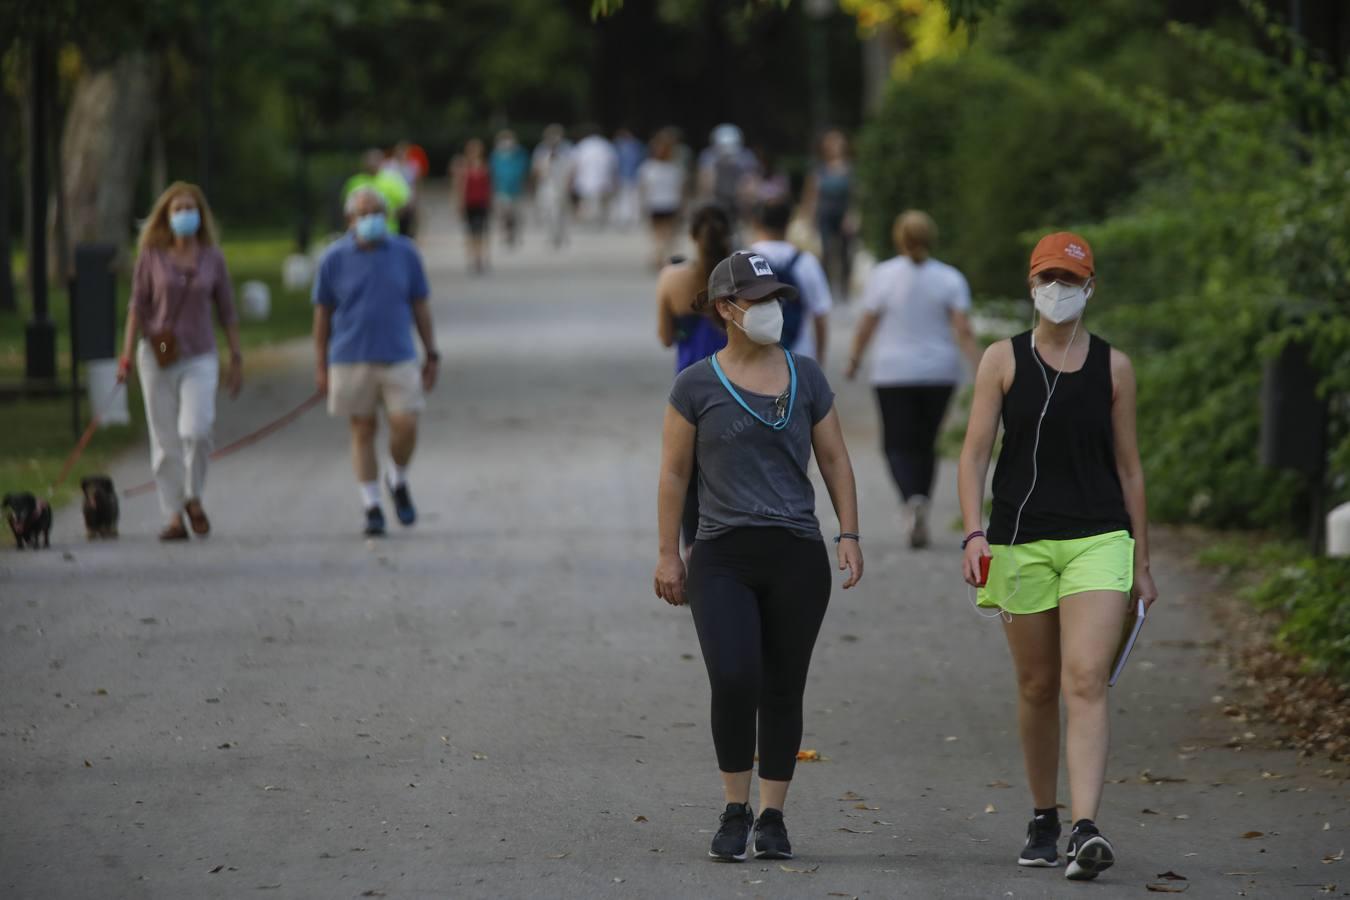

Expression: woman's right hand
xmin=653 ymin=551 xmax=687 ymax=606
xmin=116 ymin=356 xmax=132 ymax=385
xmin=963 ymin=536 xmax=992 ymax=587
xmin=315 ymin=365 xmax=329 ymax=396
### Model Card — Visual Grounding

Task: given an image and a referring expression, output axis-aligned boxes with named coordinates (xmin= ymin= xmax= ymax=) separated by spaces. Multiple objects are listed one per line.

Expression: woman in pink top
xmin=117 ymin=182 xmax=243 ymax=541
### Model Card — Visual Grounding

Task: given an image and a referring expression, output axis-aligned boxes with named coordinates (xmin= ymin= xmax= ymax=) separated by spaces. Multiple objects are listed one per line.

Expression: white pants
xmin=137 ymin=342 xmax=218 ymax=518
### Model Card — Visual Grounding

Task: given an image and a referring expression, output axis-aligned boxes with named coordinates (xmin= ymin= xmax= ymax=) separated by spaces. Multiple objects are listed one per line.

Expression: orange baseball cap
xmin=1029 ymin=232 xmax=1094 ymax=279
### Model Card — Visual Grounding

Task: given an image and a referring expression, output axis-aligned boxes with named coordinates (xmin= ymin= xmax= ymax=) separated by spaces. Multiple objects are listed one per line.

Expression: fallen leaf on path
xmin=1324 ymin=822 xmax=1331 ymax=831
xmin=987 ymin=780 xmax=1011 ymax=788
xmin=209 ymin=865 xmax=224 ymax=874
xmin=218 ymin=743 xmax=233 ymax=749
xmin=838 ymin=791 xmax=863 ymax=801
xmin=1141 ymin=771 xmax=1188 ymax=784
xmin=83 ymin=760 xmax=91 ymax=768
xmin=853 ymin=803 xmax=879 ymax=811
xmin=1322 ymin=849 xmax=1343 ymax=864
xmin=984 ymin=804 xmax=996 ymax=814
xmin=837 ymin=826 xmax=873 ymax=834
xmin=797 ymin=749 xmax=821 ymax=761
xmin=1141 ymin=809 xmax=1161 ymax=815
xmin=547 ymin=852 xmax=568 ymax=859
xmin=1175 ymin=814 xmax=1190 ymax=820
xmin=779 ymin=864 xmax=819 ymax=874
xmin=612 ymin=877 xmax=624 ymax=883
xmin=840 ymin=634 xmax=860 ymax=642
xmin=472 ymin=753 xmax=487 ymax=760
xmin=1223 ymin=872 xmax=1261 ymax=876
xmin=828 ymin=893 xmax=858 ymax=898
xmin=944 ymin=736 xmax=959 ymax=742
xmin=1241 ymin=831 xmax=1264 ymax=839
xmin=1145 ymin=884 xmax=1189 ymax=893
xmin=94 ymin=688 xmax=108 ymax=696
xmin=1156 ymin=871 xmax=1188 ymax=881
xmin=633 ymin=815 xmax=648 ymax=823
xmin=360 ymin=891 xmax=386 ymax=897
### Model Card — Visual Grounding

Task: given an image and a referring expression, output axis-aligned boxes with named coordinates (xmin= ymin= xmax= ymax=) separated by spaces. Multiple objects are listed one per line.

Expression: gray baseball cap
xmin=697 ymin=250 xmax=800 ymax=306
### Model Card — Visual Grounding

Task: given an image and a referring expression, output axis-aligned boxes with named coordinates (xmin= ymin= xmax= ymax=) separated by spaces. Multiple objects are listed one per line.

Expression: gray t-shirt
xmin=669 ymin=352 xmax=835 ymax=541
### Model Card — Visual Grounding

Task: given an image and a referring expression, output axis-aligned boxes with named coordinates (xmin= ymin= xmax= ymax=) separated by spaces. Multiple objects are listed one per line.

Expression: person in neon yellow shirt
xmin=343 ymin=149 xmax=410 ymax=233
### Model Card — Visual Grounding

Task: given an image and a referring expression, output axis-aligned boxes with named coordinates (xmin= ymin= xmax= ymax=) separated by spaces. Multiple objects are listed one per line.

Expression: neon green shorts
xmin=977 ymin=530 xmax=1134 ymax=616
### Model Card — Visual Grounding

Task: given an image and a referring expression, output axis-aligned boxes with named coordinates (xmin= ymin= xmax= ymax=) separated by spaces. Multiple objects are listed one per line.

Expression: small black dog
xmin=81 ymin=475 xmax=119 ymax=539
xmin=3 ymin=492 xmax=52 ymax=550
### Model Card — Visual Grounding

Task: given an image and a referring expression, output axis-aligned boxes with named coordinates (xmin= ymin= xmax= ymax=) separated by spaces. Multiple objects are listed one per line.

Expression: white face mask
xmin=1032 ymin=280 xmax=1092 ymax=324
xmin=728 ymin=299 xmax=784 ymax=345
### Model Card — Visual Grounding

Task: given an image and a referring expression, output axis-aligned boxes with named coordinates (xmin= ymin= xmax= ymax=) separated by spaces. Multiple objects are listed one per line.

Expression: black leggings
xmin=875 ymin=384 xmax=955 ymax=502
xmin=687 ymin=527 xmax=831 ymax=781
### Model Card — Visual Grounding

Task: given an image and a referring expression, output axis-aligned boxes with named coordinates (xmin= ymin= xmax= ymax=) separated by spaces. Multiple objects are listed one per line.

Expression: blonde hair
xmin=137 ymin=181 xmax=219 ymax=253
xmin=893 ymin=209 xmax=936 ymax=263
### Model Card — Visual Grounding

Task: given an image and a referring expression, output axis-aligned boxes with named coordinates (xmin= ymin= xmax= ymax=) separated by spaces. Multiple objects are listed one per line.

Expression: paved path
xmin=2 ymin=200 xmax=1345 ymax=899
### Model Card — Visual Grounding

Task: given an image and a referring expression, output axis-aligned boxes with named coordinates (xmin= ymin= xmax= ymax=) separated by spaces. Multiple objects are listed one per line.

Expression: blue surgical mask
xmin=354 ymin=213 xmax=387 ymax=242
xmin=169 ymin=209 xmax=201 ymax=237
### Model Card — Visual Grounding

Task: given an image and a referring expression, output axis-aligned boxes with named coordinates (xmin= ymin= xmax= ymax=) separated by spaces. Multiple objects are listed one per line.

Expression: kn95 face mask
xmin=730 ymin=299 xmax=784 ymax=345
xmin=1032 ymin=280 xmax=1091 ymax=324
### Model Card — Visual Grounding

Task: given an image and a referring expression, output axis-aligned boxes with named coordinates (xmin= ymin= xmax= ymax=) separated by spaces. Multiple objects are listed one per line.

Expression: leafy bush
xmin=1245 ymin=558 xmax=1350 ymax=683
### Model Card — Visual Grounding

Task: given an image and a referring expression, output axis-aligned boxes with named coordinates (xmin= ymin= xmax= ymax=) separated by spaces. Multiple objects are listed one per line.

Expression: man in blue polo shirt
xmin=313 ymin=186 xmax=440 ymax=536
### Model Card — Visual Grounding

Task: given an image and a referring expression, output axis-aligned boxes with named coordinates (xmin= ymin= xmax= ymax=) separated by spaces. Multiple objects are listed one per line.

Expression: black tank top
xmin=986 ymin=331 xmax=1131 ymax=544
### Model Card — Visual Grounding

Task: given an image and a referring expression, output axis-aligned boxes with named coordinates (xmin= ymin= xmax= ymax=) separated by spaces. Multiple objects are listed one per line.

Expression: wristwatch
xmin=426 ymin=350 xmax=441 ymax=363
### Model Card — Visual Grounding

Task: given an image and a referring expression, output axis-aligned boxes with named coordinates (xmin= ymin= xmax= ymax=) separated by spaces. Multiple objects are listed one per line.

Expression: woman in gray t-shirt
xmin=653 ymin=250 xmax=864 ymax=862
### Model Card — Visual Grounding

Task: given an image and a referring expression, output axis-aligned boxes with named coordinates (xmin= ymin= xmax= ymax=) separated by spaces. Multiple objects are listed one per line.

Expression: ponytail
xmin=691 ymin=204 xmax=733 ymax=284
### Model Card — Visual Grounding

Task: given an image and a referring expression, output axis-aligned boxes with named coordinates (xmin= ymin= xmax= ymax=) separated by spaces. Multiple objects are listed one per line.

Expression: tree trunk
xmin=0 ymin=85 xmax=16 ymax=312
xmin=54 ymin=52 xmax=158 ymax=266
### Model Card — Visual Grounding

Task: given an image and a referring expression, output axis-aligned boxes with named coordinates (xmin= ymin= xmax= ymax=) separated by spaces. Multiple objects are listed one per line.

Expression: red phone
xmin=978 ymin=555 xmax=991 ymax=587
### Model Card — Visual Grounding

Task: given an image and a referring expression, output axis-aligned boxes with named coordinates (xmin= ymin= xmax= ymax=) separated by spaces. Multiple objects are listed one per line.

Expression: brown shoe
xmin=159 ymin=518 xmax=190 ymax=541
xmin=184 ymin=500 xmax=211 ymax=536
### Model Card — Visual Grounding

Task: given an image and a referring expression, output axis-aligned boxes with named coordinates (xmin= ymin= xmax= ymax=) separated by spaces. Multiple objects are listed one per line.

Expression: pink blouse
xmin=131 ymin=245 xmax=238 ymax=359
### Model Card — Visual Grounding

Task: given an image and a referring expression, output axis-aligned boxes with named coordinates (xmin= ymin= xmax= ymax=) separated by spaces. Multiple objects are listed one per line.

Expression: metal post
xmin=198 ymin=0 xmax=214 ymax=195
xmin=25 ymin=31 xmax=56 ymax=381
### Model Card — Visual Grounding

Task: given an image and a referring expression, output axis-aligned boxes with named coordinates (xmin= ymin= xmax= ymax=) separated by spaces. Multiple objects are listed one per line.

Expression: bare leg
xmin=720 ymin=770 xmax=752 ymax=806
xmin=1058 ymin=590 xmax=1129 ymax=822
xmin=387 ymin=412 xmax=418 ymax=468
xmin=758 ymin=777 xmax=789 ymax=813
xmin=1002 ymin=609 xmax=1062 ymax=810
xmin=349 ymin=415 xmax=378 ymax=482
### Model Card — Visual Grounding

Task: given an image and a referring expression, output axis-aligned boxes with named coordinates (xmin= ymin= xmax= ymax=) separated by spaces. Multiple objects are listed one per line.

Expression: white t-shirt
xmin=749 ymin=240 xmax=833 ymax=360
xmin=572 ymin=136 xmax=617 ymax=198
xmin=638 ymin=159 xmax=685 ymax=213
xmin=861 ymin=255 xmax=972 ymax=385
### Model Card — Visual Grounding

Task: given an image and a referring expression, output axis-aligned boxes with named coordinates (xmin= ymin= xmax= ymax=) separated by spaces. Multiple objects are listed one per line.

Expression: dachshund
xmin=3 ymin=492 xmax=52 ymax=550
xmin=81 ymin=475 xmax=119 ymax=539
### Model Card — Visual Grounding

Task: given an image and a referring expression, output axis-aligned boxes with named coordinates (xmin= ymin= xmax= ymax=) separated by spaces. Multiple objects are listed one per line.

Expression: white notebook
xmin=1109 ymin=598 xmax=1147 ymax=687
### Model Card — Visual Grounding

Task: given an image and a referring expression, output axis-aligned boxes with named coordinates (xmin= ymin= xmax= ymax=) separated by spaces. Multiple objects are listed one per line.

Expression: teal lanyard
xmin=709 ymin=349 xmax=798 ymax=431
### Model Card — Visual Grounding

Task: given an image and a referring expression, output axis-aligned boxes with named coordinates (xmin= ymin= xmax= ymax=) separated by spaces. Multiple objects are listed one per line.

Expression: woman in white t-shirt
xmin=845 ymin=210 xmax=981 ymax=547
xmin=638 ymin=129 xmax=688 ymax=269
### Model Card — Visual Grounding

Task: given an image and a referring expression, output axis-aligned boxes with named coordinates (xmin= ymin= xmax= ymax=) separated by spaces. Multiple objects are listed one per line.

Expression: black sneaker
xmin=364 ymin=506 xmax=387 ymax=537
xmin=1018 ymin=814 xmax=1061 ymax=867
xmin=752 ymin=808 xmax=793 ymax=860
xmin=708 ymin=802 xmax=753 ymax=862
xmin=1065 ymin=820 xmax=1114 ymax=880
xmin=387 ymin=480 xmax=416 ymax=526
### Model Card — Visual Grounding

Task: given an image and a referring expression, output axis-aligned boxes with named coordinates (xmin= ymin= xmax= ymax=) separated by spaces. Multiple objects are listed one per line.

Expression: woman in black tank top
xmin=956 ymin=233 xmax=1159 ymax=882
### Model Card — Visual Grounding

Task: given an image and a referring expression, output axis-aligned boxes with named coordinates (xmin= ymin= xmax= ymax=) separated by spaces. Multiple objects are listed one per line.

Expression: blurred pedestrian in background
xmin=573 ymin=126 xmax=619 ymax=227
xmin=802 ymin=129 xmax=856 ymax=299
xmin=748 ymin=200 xmax=833 ymax=367
xmin=846 ymin=211 xmax=979 ymax=547
xmin=343 ymin=148 xmax=411 ymax=234
xmin=490 ymin=130 xmax=530 ymax=248
xmin=698 ymin=124 xmax=758 ymax=228
xmin=532 ymin=124 xmax=575 ymax=249
xmin=655 ymin=205 xmax=733 ymax=555
xmin=638 ymin=129 xmax=687 ymax=269
xmin=384 ymin=142 xmax=425 ymax=238
xmin=613 ymin=126 xmax=647 ymax=228
xmin=452 ymin=138 xmax=493 ymax=274
xmin=312 ymin=187 xmax=440 ymax=537
xmin=117 ymin=182 xmax=243 ymax=541
xmin=751 ymin=146 xmax=790 ymax=205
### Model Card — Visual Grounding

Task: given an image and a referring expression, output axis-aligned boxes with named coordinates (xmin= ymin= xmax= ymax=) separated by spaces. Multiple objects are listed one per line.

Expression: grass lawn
xmin=0 ymin=231 xmax=315 ymax=507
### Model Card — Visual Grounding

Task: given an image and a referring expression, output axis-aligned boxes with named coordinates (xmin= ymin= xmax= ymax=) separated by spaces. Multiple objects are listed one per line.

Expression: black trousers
xmin=687 ymin=527 xmax=831 ymax=781
xmin=875 ymin=384 xmax=955 ymax=502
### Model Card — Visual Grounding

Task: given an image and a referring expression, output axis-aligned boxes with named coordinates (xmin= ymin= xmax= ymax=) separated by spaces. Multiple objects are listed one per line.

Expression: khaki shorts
xmin=328 ymin=361 xmax=425 ymax=417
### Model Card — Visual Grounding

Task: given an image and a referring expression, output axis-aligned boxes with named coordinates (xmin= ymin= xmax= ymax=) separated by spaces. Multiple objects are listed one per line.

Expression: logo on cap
xmin=1064 ymin=243 xmax=1086 ymax=260
xmin=748 ymin=255 xmax=774 ymax=277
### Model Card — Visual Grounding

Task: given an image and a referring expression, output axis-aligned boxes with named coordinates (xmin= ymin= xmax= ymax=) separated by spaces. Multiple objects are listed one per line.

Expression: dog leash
xmin=121 ymin=391 xmax=324 ymax=498
xmin=49 ymin=382 xmax=323 ymax=499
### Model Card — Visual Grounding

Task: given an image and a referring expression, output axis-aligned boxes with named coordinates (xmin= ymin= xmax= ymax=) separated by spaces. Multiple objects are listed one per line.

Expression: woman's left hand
xmin=1132 ymin=567 xmax=1159 ymax=611
xmin=226 ymin=354 xmax=243 ymax=398
xmin=837 ymin=538 xmax=863 ymax=589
